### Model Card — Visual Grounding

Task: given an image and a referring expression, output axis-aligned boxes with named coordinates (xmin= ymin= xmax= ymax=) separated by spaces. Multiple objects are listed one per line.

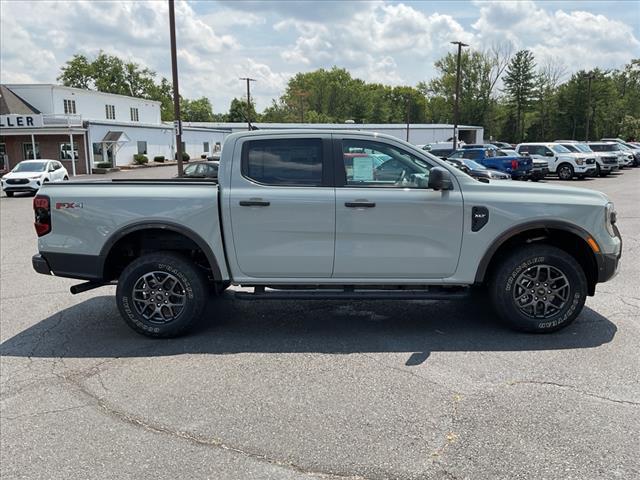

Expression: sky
xmin=1 ymin=0 xmax=639 ymax=113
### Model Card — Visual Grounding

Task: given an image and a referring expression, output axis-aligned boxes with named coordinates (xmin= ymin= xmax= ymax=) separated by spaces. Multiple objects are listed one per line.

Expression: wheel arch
xmin=99 ymin=221 xmax=222 ymax=282
xmin=475 ymin=220 xmax=600 ymax=295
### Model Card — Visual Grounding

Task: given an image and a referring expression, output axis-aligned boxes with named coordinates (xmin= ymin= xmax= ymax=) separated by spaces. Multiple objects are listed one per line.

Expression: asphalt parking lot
xmin=1 ymin=167 xmax=639 ymax=480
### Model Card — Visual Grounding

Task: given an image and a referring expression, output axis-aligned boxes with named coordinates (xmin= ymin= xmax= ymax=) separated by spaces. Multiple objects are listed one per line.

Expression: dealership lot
xmin=1 ymin=168 xmax=639 ymax=479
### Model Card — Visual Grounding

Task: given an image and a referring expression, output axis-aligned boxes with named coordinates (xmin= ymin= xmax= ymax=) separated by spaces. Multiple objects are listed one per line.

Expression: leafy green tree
xmin=226 ymin=98 xmax=257 ymax=123
xmin=181 ymin=97 xmax=215 ymax=122
xmin=503 ymin=50 xmax=537 ymax=141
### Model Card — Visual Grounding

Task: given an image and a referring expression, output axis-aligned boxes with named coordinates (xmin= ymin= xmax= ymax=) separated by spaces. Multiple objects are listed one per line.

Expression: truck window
xmin=462 ymin=150 xmax=481 ymax=160
xmin=242 ymin=138 xmax=323 ymax=186
xmin=340 ymin=139 xmax=431 ymax=188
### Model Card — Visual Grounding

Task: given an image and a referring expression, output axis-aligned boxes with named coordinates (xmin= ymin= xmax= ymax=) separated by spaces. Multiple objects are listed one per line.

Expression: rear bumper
xmin=32 ymin=252 xmax=103 ymax=280
xmin=32 ymin=254 xmax=52 ymax=275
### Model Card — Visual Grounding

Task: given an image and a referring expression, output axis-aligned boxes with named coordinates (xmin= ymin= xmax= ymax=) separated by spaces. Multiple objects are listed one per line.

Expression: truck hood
xmin=470 ymin=177 xmax=610 ymax=206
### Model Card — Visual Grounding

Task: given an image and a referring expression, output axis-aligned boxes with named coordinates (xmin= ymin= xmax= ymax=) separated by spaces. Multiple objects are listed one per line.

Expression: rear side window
xmin=462 ymin=150 xmax=481 ymax=160
xmin=242 ymin=138 xmax=323 ymax=186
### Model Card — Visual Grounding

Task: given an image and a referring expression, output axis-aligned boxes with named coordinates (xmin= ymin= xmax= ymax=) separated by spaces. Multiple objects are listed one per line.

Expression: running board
xmin=234 ymin=286 xmax=470 ymax=301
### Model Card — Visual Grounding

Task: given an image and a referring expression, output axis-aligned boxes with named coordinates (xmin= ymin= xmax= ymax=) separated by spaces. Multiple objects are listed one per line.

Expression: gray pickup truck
xmin=32 ymin=131 xmax=622 ymax=337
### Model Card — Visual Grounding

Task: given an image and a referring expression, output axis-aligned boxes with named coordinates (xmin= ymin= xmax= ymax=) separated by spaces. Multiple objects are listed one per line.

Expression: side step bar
xmin=235 ymin=286 xmax=470 ymax=301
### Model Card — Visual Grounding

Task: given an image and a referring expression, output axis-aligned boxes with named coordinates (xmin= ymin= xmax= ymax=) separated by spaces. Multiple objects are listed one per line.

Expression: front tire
xmin=5 ymin=191 xmax=14 ymax=197
xmin=557 ymin=164 xmax=574 ymax=180
xmin=116 ymin=252 xmax=208 ymax=338
xmin=489 ymin=245 xmax=587 ymax=333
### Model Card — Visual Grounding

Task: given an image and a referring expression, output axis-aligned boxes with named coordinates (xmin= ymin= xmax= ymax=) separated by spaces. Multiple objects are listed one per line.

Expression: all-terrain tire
xmin=557 ymin=164 xmax=574 ymax=180
xmin=489 ymin=245 xmax=587 ymax=333
xmin=116 ymin=251 xmax=208 ymax=338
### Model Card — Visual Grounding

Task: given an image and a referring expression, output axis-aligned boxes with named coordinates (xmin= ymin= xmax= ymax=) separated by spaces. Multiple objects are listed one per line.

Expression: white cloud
xmin=471 ymin=0 xmax=640 ymax=70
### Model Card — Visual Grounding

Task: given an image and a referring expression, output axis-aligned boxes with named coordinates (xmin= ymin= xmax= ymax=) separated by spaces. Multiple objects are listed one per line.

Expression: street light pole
xmin=451 ymin=41 xmax=468 ymax=151
xmin=168 ymin=0 xmax=183 ymax=176
xmin=240 ymin=77 xmax=256 ymax=131
xmin=584 ymin=72 xmax=595 ymax=142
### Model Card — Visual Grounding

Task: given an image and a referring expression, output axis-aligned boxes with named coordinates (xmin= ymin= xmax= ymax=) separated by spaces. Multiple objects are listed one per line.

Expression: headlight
xmin=28 ymin=175 xmax=42 ymax=179
xmin=575 ymin=158 xmax=584 ymax=165
xmin=605 ymin=202 xmax=616 ymax=237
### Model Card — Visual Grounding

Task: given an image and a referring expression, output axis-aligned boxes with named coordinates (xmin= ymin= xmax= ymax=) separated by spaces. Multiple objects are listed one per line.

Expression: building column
xmin=30 ymin=133 xmax=36 ymax=160
xmin=69 ymin=132 xmax=76 ymax=176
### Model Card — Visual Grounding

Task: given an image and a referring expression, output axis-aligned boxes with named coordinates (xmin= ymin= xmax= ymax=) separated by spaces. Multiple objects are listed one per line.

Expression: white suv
xmin=515 ymin=143 xmax=596 ymax=180
xmin=1 ymin=159 xmax=69 ymax=197
xmin=556 ymin=140 xmax=618 ymax=177
xmin=589 ymin=142 xmax=631 ymax=169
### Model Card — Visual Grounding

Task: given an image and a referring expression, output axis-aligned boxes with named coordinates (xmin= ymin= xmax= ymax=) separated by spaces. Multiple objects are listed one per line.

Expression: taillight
xmin=511 ymin=160 xmax=519 ymax=170
xmin=33 ymin=194 xmax=51 ymax=237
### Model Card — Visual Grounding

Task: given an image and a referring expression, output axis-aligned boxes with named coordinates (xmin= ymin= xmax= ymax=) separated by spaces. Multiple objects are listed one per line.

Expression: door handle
xmin=239 ymin=200 xmax=270 ymax=207
xmin=345 ymin=201 xmax=376 ymax=208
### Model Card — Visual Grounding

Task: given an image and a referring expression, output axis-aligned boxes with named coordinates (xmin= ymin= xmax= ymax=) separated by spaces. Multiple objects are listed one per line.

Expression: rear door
xmin=228 ymin=135 xmax=335 ymax=278
xmin=333 ymin=136 xmax=464 ymax=279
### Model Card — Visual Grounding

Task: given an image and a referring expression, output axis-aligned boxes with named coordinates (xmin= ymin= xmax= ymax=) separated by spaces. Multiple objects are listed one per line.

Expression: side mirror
xmin=428 ymin=166 xmax=453 ymax=191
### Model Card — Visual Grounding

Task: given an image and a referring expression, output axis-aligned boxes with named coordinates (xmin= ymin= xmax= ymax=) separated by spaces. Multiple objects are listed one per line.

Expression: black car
xmin=176 ymin=161 xmax=219 ymax=179
xmin=446 ymin=158 xmax=511 ymax=181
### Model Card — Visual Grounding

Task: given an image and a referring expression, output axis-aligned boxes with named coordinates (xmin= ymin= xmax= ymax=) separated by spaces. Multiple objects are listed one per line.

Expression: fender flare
xmin=474 ymin=220 xmax=597 ymax=283
xmin=99 ymin=220 xmax=223 ymax=281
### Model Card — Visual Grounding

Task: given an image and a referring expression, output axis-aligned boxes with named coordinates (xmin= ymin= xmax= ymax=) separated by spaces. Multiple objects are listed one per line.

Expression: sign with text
xmin=173 ymin=120 xmax=182 ymax=136
xmin=0 ymin=114 xmax=43 ymax=129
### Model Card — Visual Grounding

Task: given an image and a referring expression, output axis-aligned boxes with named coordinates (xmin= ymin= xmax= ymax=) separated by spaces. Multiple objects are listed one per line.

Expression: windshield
xmin=462 ymin=159 xmax=486 ymax=170
xmin=12 ymin=162 xmax=47 ymax=173
xmin=551 ymin=145 xmax=571 ymax=153
xmin=574 ymin=143 xmax=593 ymax=153
xmin=562 ymin=144 xmax=579 ymax=152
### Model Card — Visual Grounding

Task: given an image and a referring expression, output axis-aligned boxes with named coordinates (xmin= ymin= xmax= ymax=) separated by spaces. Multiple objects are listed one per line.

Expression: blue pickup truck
xmin=448 ymin=147 xmax=533 ymax=180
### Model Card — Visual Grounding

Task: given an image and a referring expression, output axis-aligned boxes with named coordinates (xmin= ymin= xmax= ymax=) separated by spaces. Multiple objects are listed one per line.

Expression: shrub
xmin=153 ymin=155 xmax=165 ymax=163
xmin=201 ymin=154 xmax=207 ymax=159
xmin=96 ymin=162 xmax=112 ymax=168
xmin=133 ymin=154 xmax=149 ymax=165
xmin=174 ymin=152 xmax=190 ymax=162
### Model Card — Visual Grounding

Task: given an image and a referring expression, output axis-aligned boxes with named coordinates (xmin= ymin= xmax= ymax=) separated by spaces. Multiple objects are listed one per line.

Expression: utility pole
xmin=451 ymin=41 xmax=468 ymax=151
xmin=584 ymin=72 xmax=596 ymax=142
xmin=168 ymin=0 xmax=183 ymax=176
xmin=294 ymin=91 xmax=309 ymax=123
xmin=405 ymin=97 xmax=410 ymax=142
xmin=240 ymin=77 xmax=256 ymax=130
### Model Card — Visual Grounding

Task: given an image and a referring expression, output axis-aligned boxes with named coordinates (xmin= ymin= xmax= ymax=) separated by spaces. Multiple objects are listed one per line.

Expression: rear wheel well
xmin=103 ymin=229 xmax=216 ymax=284
xmin=482 ymin=228 xmax=598 ymax=295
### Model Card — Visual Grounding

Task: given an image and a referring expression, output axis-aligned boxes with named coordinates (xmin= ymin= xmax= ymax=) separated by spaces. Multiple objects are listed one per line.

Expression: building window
xmin=203 ymin=142 xmax=209 ymax=153
xmin=0 ymin=143 xmax=6 ymax=171
xmin=59 ymin=142 xmax=79 ymax=161
xmin=63 ymin=99 xmax=76 ymax=114
xmin=137 ymin=141 xmax=147 ymax=155
xmin=105 ymin=104 xmax=116 ymax=120
xmin=22 ymin=143 xmax=41 ymax=160
xmin=130 ymin=107 xmax=139 ymax=122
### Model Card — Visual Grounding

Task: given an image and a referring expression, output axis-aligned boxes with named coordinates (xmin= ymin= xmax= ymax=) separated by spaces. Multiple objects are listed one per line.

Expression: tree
xmin=503 ymin=50 xmax=537 ymax=141
xmin=226 ymin=98 xmax=257 ymax=123
xmin=182 ymin=97 xmax=215 ymax=122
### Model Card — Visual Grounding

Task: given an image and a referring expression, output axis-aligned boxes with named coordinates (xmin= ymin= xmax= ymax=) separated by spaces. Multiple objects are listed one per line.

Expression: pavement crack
xmin=59 ymin=374 xmax=374 ymax=480
xmin=2 ymin=404 xmax=92 ymax=421
xmin=507 ymin=380 xmax=639 ymax=406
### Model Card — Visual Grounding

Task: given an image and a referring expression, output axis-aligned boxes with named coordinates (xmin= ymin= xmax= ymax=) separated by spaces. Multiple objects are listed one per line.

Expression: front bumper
xmin=577 ymin=167 xmax=596 ymax=177
xmin=597 ymin=224 xmax=622 ymax=283
xmin=531 ymin=168 xmax=549 ymax=179
xmin=2 ymin=178 xmax=42 ymax=192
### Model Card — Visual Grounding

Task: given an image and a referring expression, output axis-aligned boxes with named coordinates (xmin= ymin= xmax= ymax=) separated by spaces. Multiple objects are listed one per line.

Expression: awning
xmin=101 ymin=131 xmax=130 ymax=144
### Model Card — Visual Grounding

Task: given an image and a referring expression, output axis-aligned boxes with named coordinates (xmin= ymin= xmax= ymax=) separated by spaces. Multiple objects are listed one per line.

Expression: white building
xmin=185 ymin=122 xmax=484 ymax=146
xmin=1 ymin=84 xmax=230 ymax=174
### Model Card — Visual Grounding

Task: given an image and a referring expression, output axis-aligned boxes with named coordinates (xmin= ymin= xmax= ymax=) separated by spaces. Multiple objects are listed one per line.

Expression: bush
xmin=133 ymin=154 xmax=148 ymax=165
xmin=153 ymin=155 xmax=165 ymax=163
xmin=96 ymin=162 xmax=112 ymax=168
xmin=174 ymin=152 xmax=190 ymax=162
xmin=201 ymin=154 xmax=207 ymax=159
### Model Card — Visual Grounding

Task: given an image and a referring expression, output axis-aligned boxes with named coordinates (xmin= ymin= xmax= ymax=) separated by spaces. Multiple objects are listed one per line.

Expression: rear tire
xmin=557 ymin=164 xmax=574 ymax=180
xmin=63 ymin=176 xmax=69 ymax=181
xmin=489 ymin=245 xmax=587 ymax=333
xmin=116 ymin=251 xmax=209 ymax=338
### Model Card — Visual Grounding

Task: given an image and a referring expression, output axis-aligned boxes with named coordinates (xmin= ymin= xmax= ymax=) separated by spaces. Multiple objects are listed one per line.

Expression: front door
xmin=333 ymin=137 xmax=464 ymax=279
xmin=228 ymin=135 xmax=335 ymax=278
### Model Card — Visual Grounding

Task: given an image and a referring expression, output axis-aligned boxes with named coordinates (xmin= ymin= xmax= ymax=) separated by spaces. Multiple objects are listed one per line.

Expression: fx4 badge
xmin=56 ymin=202 xmax=83 ymax=209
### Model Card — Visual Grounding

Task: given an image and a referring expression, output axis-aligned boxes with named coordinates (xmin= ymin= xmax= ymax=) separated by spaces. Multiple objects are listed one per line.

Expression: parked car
xmin=496 ymin=149 xmax=548 ymax=180
xmin=446 ymin=158 xmax=511 ymax=180
xmin=588 ymin=142 xmax=631 ymax=169
xmin=1 ymin=160 xmax=69 ymax=197
xmin=600 ymin=138 xmax=640 ymax=165
xmin=176 ymin=161 xmax=219 ymax=179
xmin=555 ymin=141 xmax=614 ymax=177
xmin=420 ymin=141 xmax=464 ymax=159
xmin=618 ymin=143 xmax=640 ymax=167
xmin=448 ymin=147 xmax=532 ymax=179
xmin=461 ymin=143 xmax=499 ymax=151
xmin=515 ymin=143 xmax=596 ymax=180
xmin=489 ymin=141 xmax=512 ymax=149
xmin=31 ymin=130 xmax=622 ymax=338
